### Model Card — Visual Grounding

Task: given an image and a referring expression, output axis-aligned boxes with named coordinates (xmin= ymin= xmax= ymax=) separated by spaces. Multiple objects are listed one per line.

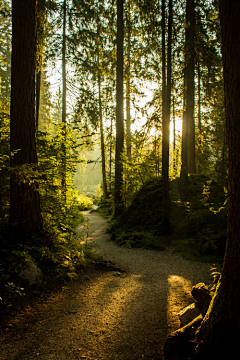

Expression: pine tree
xmin=162 ymin=0 xmax=172 ymax=230
xmin=10 ymin=0 xmax=43 ymax=237
xmin=115 ymin=0 xmax=124 ymax=216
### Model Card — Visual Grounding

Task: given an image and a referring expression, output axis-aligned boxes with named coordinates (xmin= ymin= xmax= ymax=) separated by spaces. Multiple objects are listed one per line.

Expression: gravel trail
xmin=0 ymin=210 xmax=212 ymax=360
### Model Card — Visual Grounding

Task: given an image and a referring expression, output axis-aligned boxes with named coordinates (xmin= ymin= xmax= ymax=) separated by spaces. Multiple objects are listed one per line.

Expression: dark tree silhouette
xmin=181 ymin=0 xmax=195 ymax=183
xmin=115 ymin=0 xmax=124 ymax=217
xmin=195 ymin=1 xmax=240 ymax=358
xmin=162 ymin=0 xmax=172 ymax=230
xmin=10 ymin=0 xmax=42 ymax=236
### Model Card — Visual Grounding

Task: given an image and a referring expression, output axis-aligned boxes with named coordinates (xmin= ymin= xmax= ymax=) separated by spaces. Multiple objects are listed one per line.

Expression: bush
xmin=171 ymin=176 xmax=227 ymax=262
xmin=110 ymin=230 xmax=166 ymax=251
xmin=77 ymin=194 xmax=93 ymax=211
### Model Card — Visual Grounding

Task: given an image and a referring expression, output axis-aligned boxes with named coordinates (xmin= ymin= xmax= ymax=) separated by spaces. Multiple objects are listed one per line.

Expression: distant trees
xmin=2 ymin=0 xmax=227 ymax=230
xmin=10 ymin=0 xmax=42 ymax=236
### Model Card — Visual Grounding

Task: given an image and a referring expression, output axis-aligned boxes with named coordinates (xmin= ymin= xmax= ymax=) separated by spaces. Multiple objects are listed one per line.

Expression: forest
xmin=0 ymin=0 xmax=240 ymax=359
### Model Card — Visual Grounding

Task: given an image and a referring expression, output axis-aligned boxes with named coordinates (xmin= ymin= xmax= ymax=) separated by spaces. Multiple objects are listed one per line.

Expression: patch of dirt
xmin=0 ymin=211 xmax=212 ymax=360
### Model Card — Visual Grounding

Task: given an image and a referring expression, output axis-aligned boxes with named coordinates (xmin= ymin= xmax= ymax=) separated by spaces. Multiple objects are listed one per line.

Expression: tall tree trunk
xmin=36 ymin=70 xmax=42 ymax=132
xmin=172 ymin=87 xmax=176 ymax=174
xmin=10 ymin=0 xmax=42 ymax=237
xmin=115 ymin=0 xmax=124 ymax=217
xmin=221 ymin=125 xmax=226 ymax=183
xmin=109 ymin=117 xmax=113 ymax=193
xmin=162 ymin=0 xmax=172 ymax=231
xmin=197 ymin=60 xmax=201 ymax=174
xmin=181 ymin=89 xmax=188 ymax=185
xmin=97 ymin=52 xmax=108 ymax=199
xmin=195 ymin=1 xmax=240 ymax=358
xmin=181 ymin=0 xmax=195 ymax=183
xmin=186 ymin=0 xmax=195 ymax=174
xmin=126 ymin=0 xmax=131 ymax=161
xmin=36 ymin=0 xmax=46 ymax=131
xmin=62 ymin=0 xmax=67 ymax=201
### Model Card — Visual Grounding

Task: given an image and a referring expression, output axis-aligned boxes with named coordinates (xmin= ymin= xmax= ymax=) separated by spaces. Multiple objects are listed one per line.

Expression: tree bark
xmin=10 ymin=0 xmax=42 ymax=236
xmin=172 ymin=87 xmax=176 ymax=174
xmin=197 ymin=60 xmax=201 ymax=174
xmin=162 ymin=0 xmax=172 ymax=230
xmin=115 ymin=0 xmax=124 ymax=217
xmin=126 ymin=0 xmax=131 ymax=162
xmin=36 ymin=0 xmax=46 ymax=131
xmin=109 ymin=117 xmax=113 ymax=193
xmin=181 ymin=0 xmax=195 ymax=183
xmin=97 ymin=51 xmax=108 ymax=199
xmin=62 ymin=0 xmax=67 ymax=201
xmin=195 ymin=1 xmax=240 ymax=358
xmin=186 ymin=0 xmax=195 ymax=174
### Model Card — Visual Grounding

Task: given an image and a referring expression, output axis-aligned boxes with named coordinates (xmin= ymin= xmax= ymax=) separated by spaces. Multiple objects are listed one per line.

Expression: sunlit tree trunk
xmin=195 ymin=1 xmax=240 ymax=358
xmin=162 ymin=0 xmax=172 ymax=230
xmin=181 ymin=0 xmax=195 ymax=187
xmin=197 ymin=60 xmax=201 ymax=174
xmin=97 ymin=50 xmax=108 ymax=199
xmin=186 ymin=0 xmax=195 ymax=174
xmin=10 ymin=0 xmax=42 ymax=236
xmin=109 ymin=117 xmax=113 ymax=193
xmin=126 ymin=0 xmax=131 ymax=161
xmin=115 ymin=0 xmax=124 ymax=217
xmin=172 ymin=87 xmax=176 ymax=174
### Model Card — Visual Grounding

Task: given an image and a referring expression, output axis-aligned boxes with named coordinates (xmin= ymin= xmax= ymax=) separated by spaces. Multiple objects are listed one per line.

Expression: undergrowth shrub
xmin=77 ymin=194 xmax=93 ymax=210
xmin=110 ymin=230 xmax=165 ymax=251
xmin=108 ymin=175 xmax=227 ymax=262
xmin=0 ymin=123 xmax=98 ymax=314
xmin=171 ymin=175 xmax=227 ymax=262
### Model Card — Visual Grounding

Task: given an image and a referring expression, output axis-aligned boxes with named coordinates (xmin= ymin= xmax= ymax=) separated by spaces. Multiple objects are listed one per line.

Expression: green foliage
xmin=37 ymin=121 xmax=85 ymax=230
xmin=77 ymin=194 xmax=93 ymax=211
xmin=0 ymin=217 xmax=101 ymax=313
xmin=107 ymin=178 xmax=166 ymax=250
xmin=109 ymin=175 xmax=227 ymax=262
xmin=122 ymin=147 xmax=160 ymax=208
xmin=119 ymin=178 xmax=164 ymax=234
xmin=0 ymin=273 xmax=25 ymax=311
xmin=0 ymin=104 xmax=97 ymax=313
xmin=110 ymin=230 xmax=165 ymax=251
xmin=98 ymin=196 xmax=114 ymax=217
xmin=171 ymin=175 xmax=227 ymax=262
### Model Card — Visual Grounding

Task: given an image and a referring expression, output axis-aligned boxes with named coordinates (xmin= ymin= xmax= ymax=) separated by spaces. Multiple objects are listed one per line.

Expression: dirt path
xmin=0 ymin=211 xmax=212 ymax=360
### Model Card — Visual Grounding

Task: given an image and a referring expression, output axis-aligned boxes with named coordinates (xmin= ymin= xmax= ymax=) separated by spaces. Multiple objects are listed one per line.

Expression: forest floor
xmin=0 ymin=210 xmax=212 ymax=360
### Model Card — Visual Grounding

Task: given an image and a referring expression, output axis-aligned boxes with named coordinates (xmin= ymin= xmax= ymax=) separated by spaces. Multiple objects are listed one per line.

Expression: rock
xmin=112 ymin=272 xmax=122 ymax=276
xmin=191 ymin=283 xmax=212 ymax=316
xmin=178 ymin=302 xmax=201 ymax=328
xmin=14 ymin=259 xmax=43 ymax=286
xmin=122 ymin=242 xmax=132 ymax=249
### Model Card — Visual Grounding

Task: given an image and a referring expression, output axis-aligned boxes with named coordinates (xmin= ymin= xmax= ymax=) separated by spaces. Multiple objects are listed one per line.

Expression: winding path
xmin=0 ymin=211 xmax=212 ymax=360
